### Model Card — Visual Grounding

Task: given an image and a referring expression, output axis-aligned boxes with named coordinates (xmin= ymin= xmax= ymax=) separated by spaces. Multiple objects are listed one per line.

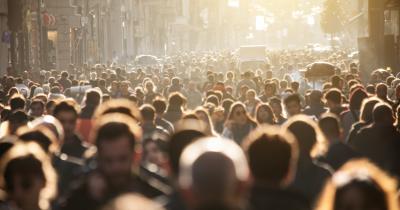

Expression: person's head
xmin=94 ymin=99 xmax=142 ymax=123
xmin=84 ymin=88 xmax=102 ymax=107
xmin=246 ymin=89 xmax=256 ymax=102
xmin=61 ymin=71 xmax=69 ymax=79
xmin=319 ymin=113 xmax=342 ymax=142
xmin=349 ymin=88 xmax=368 ymax=112
xmin=359 ymin=97 xmax=382 ymax=123
xmin=152 ymin=98 xmax=167 ymax=116
xmin=255 ymin=103 xmax=276 ymax=124
xmin=53 ymin=100 xmax=79 ymax=139
xmin=240 ymin=85 xmax=249 ymax=97
xmin=376 ymin=83 xmax=388 ymax=99
xmin=243 ymin=125 xmax=298 ymax=187
xmin=205 ymin=95 xmax=219 ymax=107
xmin=194 ymin=108 xmax=215 ymax=136
xmin=179 ymin=137 xmax=249 ymax=209
xmin=144 ymin=80 xmax=155 ymax=93
xmin=92 ymin=114 xmax=142 ymax=189
xmin=8 ymin=110 xmax=29 ymax=135
xmin=284 ymin=94 xmax=302 ymax=117
xmin=269 ymin=96 xmax=283 ymax=116
xmin=373 ymin=103 xmax=394 ymax=125
xmin=140 ymin=105 xmax=156 ymax=123
xmin=0 ymin=142 xmax=57 ymax=210
xmin=284 ymin=115 xmax=327 ymax=157
xmin=17 ymin=126 xmax=59 ymax=154
xmin=9 ymin=94 xmax=26 ymax=112
xmin=264 ymin=82 xmax=276 ymax=97
xmin=331 ymin=75 xmax=343 ymax=89
xmin=30 ymin=99 xmax=45 ymax=118
xmin=171 ymin=77 xmax=180 ymax=86
xmin=290 ymin=81 xmax=300 ymax=92
xmin=226 ymin=71 xmax=234 ymax=80
xmin=102 ymin=193 xmax=165 ymax=210
xmin=325 ymin=88 xmax=342 ymax=109
xmin=227 ymin=102 xmax=249 ymax=124
xmin=168 ymin=129 xmax=206 ymax=177
xmin=309 ymin=90 xmax=323 ymax=106
xmin=316 ymin=159 xmax=399 ymax=210
xmin=168 ymin=92 xmax=186 ymax=110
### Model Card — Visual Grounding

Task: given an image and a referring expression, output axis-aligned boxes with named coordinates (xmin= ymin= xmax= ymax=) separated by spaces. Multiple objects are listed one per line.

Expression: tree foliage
xmin=320 ymin=0 xmax=345 ymax=35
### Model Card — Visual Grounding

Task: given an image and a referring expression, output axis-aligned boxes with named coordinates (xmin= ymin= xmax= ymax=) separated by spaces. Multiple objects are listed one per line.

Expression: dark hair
xmin=9 ymin=95 xmax=26 ymax=111
xmin=168 ymin=92 xmax=186 ymax=111
xmin=284 ymin=94 xmax=301 ymax=106
xmin=291 ymin=81 xmax=300 ymax=91
xmin=30 ymin=99 xmax=45 ymax=109
xmin=349 ymin=88 xmax=368 ymax=111
xmin=140 ymin=105 xmax=156 ymax=122
xmin=373 ymin=103 xmax=393 ymax=124
xmin=287 ymin=119 xmax=317 ymax=155
xmin=85 ymin=89 xmax=101 ymax=106
xmin=168 ymin=130 xmax=206 ymax=176
xmin=95 ymin=122 xmax=137 ymax=151
xmin=255 ymin=103 xmax=276 ymax=124
xmin=53 ymin=100 xmax=79 ymax=117
xmin=331 ymin=75 xmax=342 ymax=88
xmin=206 ymin=95 xmax=219 ymax=107
xmin=152 ymin=98 xmax=167 ymax=114
xmin=325 ymin=89 xmax=342 ymax=104
xmin=243 ymin=127 xmax=297 ymax=184
xmin=319 ymin=113 xmax=341 ymax=139
xmin=4 ymin=155 xmax=45 ymax=192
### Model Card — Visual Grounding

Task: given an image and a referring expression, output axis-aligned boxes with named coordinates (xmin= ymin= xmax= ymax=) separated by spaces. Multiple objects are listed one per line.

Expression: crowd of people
xmin=0 ymin=48 xmax=400 ymax=210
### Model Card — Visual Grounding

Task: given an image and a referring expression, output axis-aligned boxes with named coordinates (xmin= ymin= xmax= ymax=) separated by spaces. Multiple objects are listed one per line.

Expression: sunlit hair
xmin=242 ymin=125 xmax=298 ymax=186
xmin=315 ymin=159 xmax=399 ymax=210
xmin=90 ymin=113 xmax=142 ymax=150
xmin=179 ymin=137 xmax=250 ymax=194
xmin=255 ymin=103 xmax=276 ymax=125
xmin=93 ymin=98 xmax=142 ymax=122
xmin=0 ymin=142 xmax=57 ymax=210
xmin=29 ymin=115 xmax=65 ymax=145
xmin=102 ymin=193 xmax=165 ymax=210
xmin=194 ymin=108 xmax=217 ymax=136
xmin=226 ymin=102 xmax=257 ymax=124
xmin=283 ymin=114 xmax=328 ymax=157
xmin=174 ymin=118 xmax=210 ymax=135
xmin=16 ymin=125 xmax=60 ymax=154
xmin=359 ymin=97 xmax=383 ymax=123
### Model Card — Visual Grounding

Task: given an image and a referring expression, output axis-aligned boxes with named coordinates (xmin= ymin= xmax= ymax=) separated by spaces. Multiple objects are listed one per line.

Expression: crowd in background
xmin=0 ymin=48 xmax=400 ymax=210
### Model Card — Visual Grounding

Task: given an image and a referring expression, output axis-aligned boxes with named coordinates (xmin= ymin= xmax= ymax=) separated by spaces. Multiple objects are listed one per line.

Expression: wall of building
xmin=0 ymin=0 xmax=8 ymax=75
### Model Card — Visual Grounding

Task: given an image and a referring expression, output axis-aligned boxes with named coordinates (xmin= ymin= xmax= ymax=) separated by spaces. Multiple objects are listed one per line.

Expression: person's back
xmin=352 ymin=103 xmax=400 ymax=177
xmin=290 ymin=157 xmax=331 ymax=203
xmin=243 ymin=125 xmax=311 ymax=210
xmin=318 ymin=113 xmax=359 ymax=170
xmin=285 ymin=116 xmax=332 ymax=204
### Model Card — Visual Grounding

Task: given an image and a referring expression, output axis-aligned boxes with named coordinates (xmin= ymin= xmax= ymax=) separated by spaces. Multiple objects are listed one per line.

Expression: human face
xmin=30 ymin=103 xmax=44 ymax=118
xmin=265 ymin=86 xmax=274 ymax=96
xmin=285 ymin=101 xmax=302 ymax=117
xmin=257 ymin=107 xmax=270 ymax=123
xmin=270 ymin=102 xmax=282 ymax=116
xmin=144 ymin=141 xmax=163 ymax=166
xmin=98 ymin=137 xmax=133 ymax=189
xmin=11 ymin=175 xmax=45 ymax=209
xmin=55 ymin=111 xmax=77 ymax=140
xmin=232 ymin=107 xmax=247 ymax=123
